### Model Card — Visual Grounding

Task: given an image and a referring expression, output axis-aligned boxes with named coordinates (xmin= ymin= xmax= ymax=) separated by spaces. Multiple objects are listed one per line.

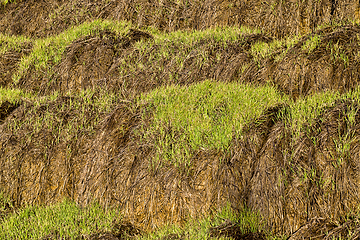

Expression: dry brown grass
xmin=0 ymin=41 xmax=32 ymax=87
xmin=15 ymin=27 xmax=273 ymax=97
xmin=238 ymin=24 xmax=360 ymax=101
xmin=2 ymin=1 xmax=360 ymax=239
xmin=0 ymin=0 xmax=359 ymax=38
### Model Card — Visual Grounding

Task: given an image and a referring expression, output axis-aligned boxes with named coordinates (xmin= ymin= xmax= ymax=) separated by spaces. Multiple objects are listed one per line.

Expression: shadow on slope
xmin=236 ymin=99 xmax=360 ymax=236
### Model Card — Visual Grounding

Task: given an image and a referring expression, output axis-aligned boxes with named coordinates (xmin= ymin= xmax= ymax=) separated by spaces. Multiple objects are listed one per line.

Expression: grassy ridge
xmin=0 ymin=191 xmax=272 ymax=240
xmin=3 ymin=77 xmax=359 ymax=238
xmin=0 ymin=195 xmax=119 ymax=239
xmin=2 ymin=79 xmax=360 ymax=238
xmin=13 ymin=20 xmax=132 ymax=84
xmin=140 ymin=80 xmax=287 ymax=166
xmin=1 ymin=13 xmax=360 ymax=240
xmin=139 ymin=80 xmax=360 ymax=168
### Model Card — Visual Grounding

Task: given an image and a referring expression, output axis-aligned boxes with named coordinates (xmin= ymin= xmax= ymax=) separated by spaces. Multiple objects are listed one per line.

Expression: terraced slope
xmin=1 ymin=1 xmax=360 ymax=239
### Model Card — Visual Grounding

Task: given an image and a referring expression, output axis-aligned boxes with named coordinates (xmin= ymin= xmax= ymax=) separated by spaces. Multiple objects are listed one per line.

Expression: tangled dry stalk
xmin=1 ymin=0 xmax=360 ymax=239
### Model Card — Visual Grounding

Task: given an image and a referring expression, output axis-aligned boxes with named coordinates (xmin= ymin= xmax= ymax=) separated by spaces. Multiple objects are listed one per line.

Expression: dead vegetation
xmin=1 ymin=0 xmax=359 ymax=38
xmin=15 ymin=27 xmax=272 ymax=97
xmin=233 ymin=99 xmax=360 ymax=236
xmin=1 ymin=0 xmax=360 ymax=239
xmin=0 ymin=41 xmax=32 ymax=87
xmin=208 ymin=219 xmax=266 ymax=240
xmin=3 ymin=91 xmax=360 ymax=238
xmin=17 ymin=29 xmax=153 ymax=95
xmin=0 ymin=93 xmax=119 ymax=207
xmin=0 ymin=101 xmax=19 ymax=123
xmin=14 ymin=23 xmax=360 ymax=101
xmin=247 ymin=24 xmax=360 ymax=100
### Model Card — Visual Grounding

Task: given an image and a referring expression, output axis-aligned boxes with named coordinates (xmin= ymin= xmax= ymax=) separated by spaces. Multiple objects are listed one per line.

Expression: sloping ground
xmin=248 ymin=24 xmax=360 ymax=100
xmin=17 ymin=28 xmax=154 ymax=95
xmin=2 ymin=80 xmax=360 ymax=238
xmin=0 ymin=0 xmax=359 ymax=38
xmin=0 ymin=93 xmax=112 ymax=206
xmin=12 ymin=23 xmax=360 ymax=100
xmin=13 ymin=23 xmax=269 ymax=96
xmin=0 ymin=35 xmax=32 ymax=87
xmin=238 ymin=99 xmax=360 ymax=234
xmin=1 ymin=1 xmax=360 ymax=239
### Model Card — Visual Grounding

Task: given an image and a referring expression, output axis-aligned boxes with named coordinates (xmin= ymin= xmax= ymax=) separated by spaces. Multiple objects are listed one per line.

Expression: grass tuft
xmin=0 ymin=197 xmax=121 ymax=240
xmin=13 ymin=19 xmax=133 ymax=84
xmin=140 ymin=80 xmax=288 ymax=165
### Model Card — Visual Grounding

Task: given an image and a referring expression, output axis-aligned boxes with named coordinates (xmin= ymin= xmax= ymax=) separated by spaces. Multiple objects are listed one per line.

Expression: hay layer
xmin=2 ymin=1 xmax=360 ymax=239
xmin=0 ymin=0 xmax=359 ymax=38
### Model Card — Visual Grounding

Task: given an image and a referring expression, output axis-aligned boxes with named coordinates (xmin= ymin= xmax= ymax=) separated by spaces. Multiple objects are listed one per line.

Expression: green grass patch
xmin=0 ymin=197 xmax=121 ymax=240
xmin=250 ymin=33 xmax=301 ymax=63
xmin=0 ymin=191 xmax=277 ymax=240
xmin=288 ymin=90 xmax=341 ymax=140
xmin=0 ymin=0 xmax=15 ymax=6
xmin=138 ymin=204 xmax=267 ymax=240
xmin=7 ymin=19 xmax=264 ymax=92
xmin=13 ymin=19 xmax=133 ymax=84
xmin=150 ymin=25 xmax=261 ymax=46
xmin=0 ymin=87 xmax=33 ymax=105
xmin=288 ymin=85 xmax=360 ymax=140
xmin=139 ymin=80 xmax=288 ymax=165
xmin=0 ymin=34 xmax=32 ymax=54
xmin=137 ymin=25 xmax=261 ymax=64
xmin=1 ymin=88 xmax=121 ymax=149
xmin=302 ymin=34 xmax=321 ymax=53
xmin=139 ymin=80 xmax=360 ymax=167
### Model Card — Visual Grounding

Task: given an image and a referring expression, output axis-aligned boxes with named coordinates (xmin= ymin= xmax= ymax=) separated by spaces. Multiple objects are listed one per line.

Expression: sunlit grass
xmin=135 ymin=204 xmax=266 ymax=240
xmin=13 ymin=19 xmax=133 ymax=84
xmin=288 ymin=90 xmax=341 ymax=139
xmin=151 ymin=25 xmax=261 ymax=46
xmin=0 ymin=190 xmax=274 ymax=240
xmin=0 ymin=19 xmax=266 ymax=94
xmin=139 ymin=79 xmax=360 ymax=167
xmin=0 ymin=34 xmax=32 ymax=54
xmin=0 ymin=87 xmax=34 ymax=105
xmin=0 ymin=0 xmax=14 ymax=6
xmin=1 ymin=15 xmax=360 ymax=240
xmin=0 ymin=196 xmax=121 ymax=240
xmin=139 ymin=80 xmax=288 ymax=165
